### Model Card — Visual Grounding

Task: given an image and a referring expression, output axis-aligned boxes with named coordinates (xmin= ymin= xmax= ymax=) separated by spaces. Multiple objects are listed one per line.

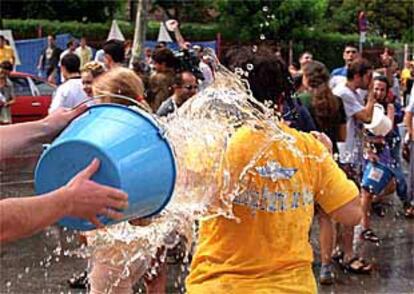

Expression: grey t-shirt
xmin=333 ymin=84 xmax=366 ymax=164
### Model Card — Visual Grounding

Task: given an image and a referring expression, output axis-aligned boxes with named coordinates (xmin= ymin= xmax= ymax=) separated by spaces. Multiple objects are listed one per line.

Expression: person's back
xmin=49 ymin=53 xmax=87 ymax=113
xmin=186 ymin=46 xmax=360 ymax=293
xmin=187 ymin=124 xmax=358 ymax=293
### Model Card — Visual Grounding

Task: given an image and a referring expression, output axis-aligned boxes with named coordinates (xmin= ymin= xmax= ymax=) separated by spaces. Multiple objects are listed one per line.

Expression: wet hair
xmin=303 ymin=60 xmax=340 ymax=128
xmin=347 ymin=58 xmax=372 ymax=80
xmin=92 ymin=67 xmax=145 ymax=106
xmin=103 ymin=39 xmax=125 ymax=63
xmin=223 ymin=46 xmax=293 ymax=105
xmin=61 ymin=53 xmax=80 ymax=73
xmin=81 ymin=61 xmax=105 ymax=78
xmin=0 ymin=61 xmax=13 ymax=72
xmin=152 ymin=48 xmax=178 ymax=70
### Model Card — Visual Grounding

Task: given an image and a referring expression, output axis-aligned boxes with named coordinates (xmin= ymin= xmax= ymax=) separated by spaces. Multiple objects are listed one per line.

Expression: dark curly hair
xmin=222 ymin=46 xmax=293 ymax=106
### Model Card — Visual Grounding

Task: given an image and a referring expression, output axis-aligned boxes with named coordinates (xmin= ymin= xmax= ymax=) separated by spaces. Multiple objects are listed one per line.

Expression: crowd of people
xmin=0 ymin=27 xmax=414 ymax=294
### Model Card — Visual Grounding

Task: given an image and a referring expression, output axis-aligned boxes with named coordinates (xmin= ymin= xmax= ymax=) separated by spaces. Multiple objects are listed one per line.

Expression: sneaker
xmin=319 ymin=263 xmax=335 ymax=285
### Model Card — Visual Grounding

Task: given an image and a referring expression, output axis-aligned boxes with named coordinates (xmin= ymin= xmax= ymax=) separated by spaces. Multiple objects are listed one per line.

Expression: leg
xmin=319 ymin=210 xmax=334 ymax=265
xmin=145 ymin=261 xmax=168 ymax=294
xmin=89 ymin=256 xmax=148 ymax=294
xmin=341 ymin=225 xmax=354 ymax=263
xmin=318 ymin=210 xmax=336 ymax=285
xmin=361 ymin=189 xmax=373 ymax=230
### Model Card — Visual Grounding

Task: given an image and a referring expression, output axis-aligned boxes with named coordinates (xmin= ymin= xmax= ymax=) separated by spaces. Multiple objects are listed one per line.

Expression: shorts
xmin=361 ymin=162 xmax=394 ymax=195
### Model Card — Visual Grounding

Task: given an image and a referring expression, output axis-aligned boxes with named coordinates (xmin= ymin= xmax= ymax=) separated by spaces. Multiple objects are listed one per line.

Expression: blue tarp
xmin=15 ymin=34 xmax=73 ymax=75
xmin=15 ymin=35 xmax=216 ymax=76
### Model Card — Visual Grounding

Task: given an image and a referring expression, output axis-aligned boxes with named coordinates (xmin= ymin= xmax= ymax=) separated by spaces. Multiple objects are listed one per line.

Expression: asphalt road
xmin=1 ymin=151 xmax=413 ymax=293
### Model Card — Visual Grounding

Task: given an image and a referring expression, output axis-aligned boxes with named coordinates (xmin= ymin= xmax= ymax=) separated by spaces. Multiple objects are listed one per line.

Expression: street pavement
xmin=0 ymin=150 xmax=413 ymax=293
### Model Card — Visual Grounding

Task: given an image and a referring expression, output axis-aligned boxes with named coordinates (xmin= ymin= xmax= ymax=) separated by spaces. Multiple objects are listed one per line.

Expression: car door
xmin=9 ymin=75 xmax=38 ymax=123
xmin=30 ymin=76 xmax=55 ymax=117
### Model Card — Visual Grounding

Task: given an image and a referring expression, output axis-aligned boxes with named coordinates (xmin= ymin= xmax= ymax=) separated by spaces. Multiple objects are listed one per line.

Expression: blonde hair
xmin=92 ymin=67 xmax=150 ymax=111
xmin=81 ymin=61 xmax=106 ymax=78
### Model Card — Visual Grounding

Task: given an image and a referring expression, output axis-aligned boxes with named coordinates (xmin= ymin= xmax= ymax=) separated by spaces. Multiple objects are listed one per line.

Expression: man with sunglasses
xmin=330 ymin=44 xmax=359 ymax=90
xmin=156 ymin=70 xmax=198 ymax=117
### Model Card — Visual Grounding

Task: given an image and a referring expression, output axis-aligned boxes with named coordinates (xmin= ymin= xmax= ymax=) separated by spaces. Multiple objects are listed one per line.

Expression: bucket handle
xmin=72 ymin=93 xmax=153 ymax=113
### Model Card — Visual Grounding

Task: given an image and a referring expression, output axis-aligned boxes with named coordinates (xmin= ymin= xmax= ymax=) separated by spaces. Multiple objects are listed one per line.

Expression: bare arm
xmin=404 ymin=110 xmax=413 ymax=139
xmin=337 ymin=123 xmax=347 ymax=142
xmin=353 ymin=93 xmax=376 ymax=123
xmin=386 ymin=103 xmax=395 ymax=125
xmin=0 ymin=105 xmax=87 ymax=160
xmin=329 ymin=197 xmax=362 ymax=226
xmin=168 ymin=20 xmax=188 ymax=50
xmin=0 ymin=159 xmax=128 ymax=243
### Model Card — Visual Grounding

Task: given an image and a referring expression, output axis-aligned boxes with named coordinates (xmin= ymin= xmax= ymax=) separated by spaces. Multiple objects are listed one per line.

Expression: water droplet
xmin=246 ymin=63 xmax=254 ymax=71
xmin=6 ymin=281 xmax=12 ymax=287
xmin=25 ymin=267 xmax=30 ymax=274
xmin=262 ymin=6 xmax=269 ymax=12
xmin=265 ymin=21 xmax=270 ymax=26
xmin=260 ymin=34 xmax=266 ymax=40
xmin=252 ymin=45 xmax=258 ymax=53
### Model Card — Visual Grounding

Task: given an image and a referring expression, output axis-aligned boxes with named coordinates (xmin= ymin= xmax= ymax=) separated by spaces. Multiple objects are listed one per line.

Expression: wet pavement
xmin=1 ymin=150 xmax=413 ymax=293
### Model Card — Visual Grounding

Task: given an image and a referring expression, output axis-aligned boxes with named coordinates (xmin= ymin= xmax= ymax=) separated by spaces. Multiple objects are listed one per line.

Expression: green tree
xmin=152 ymin=0 xmax=219 ymax=23
xmin=325 ymin=0 xmax=414 ymax=41
xmin=1 ymin=0 xmax=121 ymax=23
xmin=217 ymin=0 xmax=328 ymax=42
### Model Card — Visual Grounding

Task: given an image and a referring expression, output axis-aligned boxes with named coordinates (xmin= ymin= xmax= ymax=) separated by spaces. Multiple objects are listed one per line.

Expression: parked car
xmin=9 ymin=72 xmax=55 ymax=123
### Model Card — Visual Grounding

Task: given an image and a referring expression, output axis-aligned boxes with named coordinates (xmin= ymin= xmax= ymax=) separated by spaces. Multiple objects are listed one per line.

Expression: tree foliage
xmin=325 ymin=0 xmax=414 ymax=42
xmin=152 ymin=0 xmax=218 ymax=23
xmin=217 ymin=0 xmax=328 ymax=42
xmin=1 ymin=0 xmax=122 ymax=23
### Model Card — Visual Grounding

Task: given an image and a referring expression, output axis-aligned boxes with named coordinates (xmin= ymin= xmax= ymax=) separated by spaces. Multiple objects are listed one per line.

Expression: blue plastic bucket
xmin=361 ymin=162 xmax=393 ymax=195
xmin=34 ymin=104 xmax=176 ymax=231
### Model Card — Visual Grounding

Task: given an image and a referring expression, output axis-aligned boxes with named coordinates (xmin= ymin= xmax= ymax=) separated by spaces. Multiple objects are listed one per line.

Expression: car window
xmin=32 ymin=78 xmax=55 ymax=96
xmin=9 ymin=77 xmax=32 ymax=96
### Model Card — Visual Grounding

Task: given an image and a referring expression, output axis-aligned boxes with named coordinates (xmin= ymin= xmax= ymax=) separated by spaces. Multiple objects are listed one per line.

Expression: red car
xmin=9 ymin=72 xmax=56 ymax=123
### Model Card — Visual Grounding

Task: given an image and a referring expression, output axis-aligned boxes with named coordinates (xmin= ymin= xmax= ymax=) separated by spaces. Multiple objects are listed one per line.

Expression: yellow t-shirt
xmin=0 ymin=46 xmax=15 ymax=64
xmin=401 ymin=68 xmax=412 ymax=86
xmin=186 ymin=125 xmax=358 ymax=294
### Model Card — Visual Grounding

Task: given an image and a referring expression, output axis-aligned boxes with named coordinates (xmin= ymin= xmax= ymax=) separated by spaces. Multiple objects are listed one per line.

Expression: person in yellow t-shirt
xmin=0 ymin=36 xmax=16 ymax=66
xmin=185 ymin=47 xmax=362 ymax=294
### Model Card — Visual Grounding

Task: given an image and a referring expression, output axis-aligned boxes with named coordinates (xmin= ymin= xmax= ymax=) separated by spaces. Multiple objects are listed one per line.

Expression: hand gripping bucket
xmin=34 ymin=104 xmax=176 ymax=231
xmin=364 ymin=104 xmax=392 ymax=136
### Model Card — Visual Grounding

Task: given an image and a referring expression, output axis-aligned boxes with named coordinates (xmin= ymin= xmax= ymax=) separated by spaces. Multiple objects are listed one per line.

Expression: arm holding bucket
xmin=0 ymin=159 xmax=128 ymax=243
xmin=0 ymin=105 xmax=87 ymax=161
xmin=353 ymin=92 xmax=376 ymax=123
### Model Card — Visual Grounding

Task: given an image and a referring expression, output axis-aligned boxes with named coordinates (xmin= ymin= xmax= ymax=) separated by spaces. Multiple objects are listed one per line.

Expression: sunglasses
xmin=183 ymin=85 xmax=198 ymax=91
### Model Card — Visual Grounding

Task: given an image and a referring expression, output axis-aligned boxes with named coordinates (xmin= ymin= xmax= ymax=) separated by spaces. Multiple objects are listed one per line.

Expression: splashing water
xmin=77 ymin=55 xmax=330 ymax=293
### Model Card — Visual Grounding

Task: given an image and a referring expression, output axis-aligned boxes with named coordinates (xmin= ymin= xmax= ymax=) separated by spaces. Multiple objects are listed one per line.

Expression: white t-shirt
xmin=49 ymin=78 xmax=87 ymax=113
xmin=333 ymin=84 xmax=366 ymax=164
